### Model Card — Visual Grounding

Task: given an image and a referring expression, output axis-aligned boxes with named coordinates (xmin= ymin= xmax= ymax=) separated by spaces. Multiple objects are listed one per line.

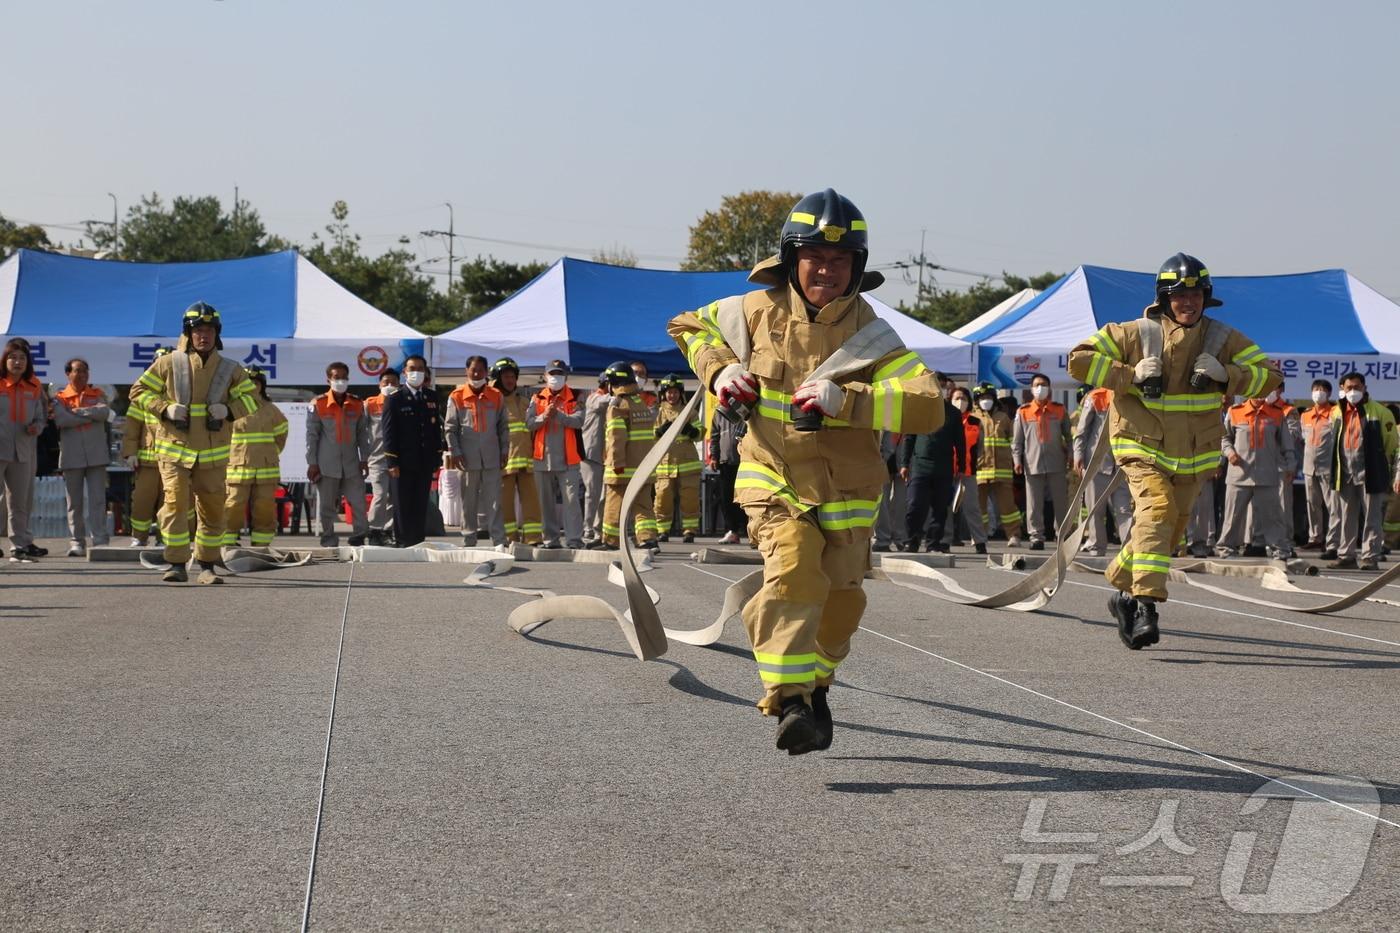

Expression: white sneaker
xmin=66 ymin=544 xmax=85 ymax=557
xmin=719 ymin=531 xmax=740 ymax=544
xmin=128 ymin=538 xmax=146 ymax=548
xmin=1007 ymin=536 xmax=1023 ymax=548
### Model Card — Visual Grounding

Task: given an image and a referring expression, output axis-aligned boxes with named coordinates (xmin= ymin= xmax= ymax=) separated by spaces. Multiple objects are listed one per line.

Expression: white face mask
xmin=1265 ymin=390 xmax=1280 ymax=404
xmin=1311 ymin=390 xmax=1328 ymax=405
xmin=953 ymin=397 xmax=969 ymax=413
xmin=468 ymin=376 xmax=487 ymax=390
xmin=545 ymin=374 xmax=566 ymax=391
xmin=329 ymin=379 xmax=349 ymax=395
xmin=380 ymin=384 xmax=398 ymax=396
xmin=1031 ymin=385 xmax=1049 ymax=401
xmin=1344 ymin=388 xmax=1364 ymax=405
xmin=979 ymin=398 xmax=995 ymax=412
xmin=405 ymin=370 xmax=426 ymax=389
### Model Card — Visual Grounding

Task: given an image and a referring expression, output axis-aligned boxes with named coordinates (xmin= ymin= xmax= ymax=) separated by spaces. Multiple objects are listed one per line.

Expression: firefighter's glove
xmin=681 ymin=423 xmax=700 ymax=440
xmin=1132 ymin=357 xmax=1163 ymax=385
xmin=714 ymin=364 xmax=759 ymax=408
xmin=654 ymin=420 xmax=672 ymax=438
xmin=208 ymin=403 xmax=229 ymax=421
xmin=794 ymin=379 xmax=845 ymax=417
xmin=1192 ymin=354 xmax=1228 ymax=384
xmin=165 ymin=403 xmax=190 ymax=423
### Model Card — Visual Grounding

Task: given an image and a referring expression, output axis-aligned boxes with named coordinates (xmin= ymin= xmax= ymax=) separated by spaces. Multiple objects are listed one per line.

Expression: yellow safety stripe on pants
xmin=227 ymin=466 xmax=281 ymax=482
xmin=754 ymin=650 xmax=818 ymax=685
xmin=195 ymin=530 xmax=224 ymax=548
xmin=816 ymin=498 xmax=880 ymax=531
xmin=993 ymin=509 xmax=1025 ymax=525
xmin=1127 ymin=388 xmax=1223 ymax=413
xmin=634 ymin=518 xmax=659 ymax=534
xmin=504 ymin=456 xmax=532 ymax=471
xmin=1115 ymin=548 xmax=1173 ymax=575
xmin=655 ymin=461 xmax=703 ymax=478
xmin=519 ymin=521 xmax=544 ymax=535
xmin=508 ymin=421 xmax=527 ymax=434
xmin=130 ymin=517 xmax=153 ymax=532
xmin=605 ymin=466 xmax=636 ymax=481
xmin=163 ymin=530 xmax=191 ymax=547
xmin=814 ymin=652 xmax=841 ymax=678
xmin=1110 ymin=438 xmax=1220 ymax=475
xmin=250 ymin=530 xmax=275 ymax=545
xmin=681 ymin=517 xmax=699 ymax=530
xmin=503 ymin=520 xmax=520 ymax=533
xmin=602 ymin=520 xmax=621 ymax=537
xmin=976 ymin=468 xmax=1014 ymax=482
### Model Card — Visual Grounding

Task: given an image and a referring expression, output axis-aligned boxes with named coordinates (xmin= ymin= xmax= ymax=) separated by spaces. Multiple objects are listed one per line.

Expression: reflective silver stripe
xmin=755 ymin=660 xmax=817 ymax=675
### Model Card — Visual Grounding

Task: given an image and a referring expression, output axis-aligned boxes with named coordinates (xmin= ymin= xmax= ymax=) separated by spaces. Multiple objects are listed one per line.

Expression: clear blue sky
xmin=4 ymin=0 xmax=1398 ymax=307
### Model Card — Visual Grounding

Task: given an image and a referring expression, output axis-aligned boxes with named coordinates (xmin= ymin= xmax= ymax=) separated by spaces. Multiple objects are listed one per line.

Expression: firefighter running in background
xmin=121 ymin=346 xmax=171 ymax=547
xmin=130 ymin=303 xmax=261 ymax=584
xmin=594 ymin=361 xmax=660 ymax=551
xmin=223 ymin=366 xmax=288 ymax=547
xmin=1068 ymin=253 xmax=1281 ymax=648
xmin=973 ymin=382 xmax=1022 ymax=545
xmin=492 ymin=357 xmax=543 ymax=546
xmin=669 ymin=188 xmax=942 ymax=755
xmin=652 ymin=374 xmax=703 ymax=544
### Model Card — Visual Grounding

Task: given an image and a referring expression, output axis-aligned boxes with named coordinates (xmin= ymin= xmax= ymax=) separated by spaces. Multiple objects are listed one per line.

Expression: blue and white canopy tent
xmin=0 ymin=249 xmax=427 ymax=385
xmin=431 ymin=257 xmax=974 ymax=377
xmin=964 ymin=265 xmax=1400 ymax=397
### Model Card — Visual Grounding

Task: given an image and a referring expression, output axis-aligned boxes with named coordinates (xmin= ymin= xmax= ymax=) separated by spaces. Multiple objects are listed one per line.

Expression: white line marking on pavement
xmin=685 ymin=563 xmax=750 ymax=585
xmin=857 ymin=625 xmax=1400 ymax=830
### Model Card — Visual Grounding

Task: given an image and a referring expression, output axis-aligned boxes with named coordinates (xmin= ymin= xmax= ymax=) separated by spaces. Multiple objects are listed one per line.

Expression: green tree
xmin=901 ymin=271 xmax=1064 ymax=334
xmin=591 ymin=244 xmax=638 ymax=267
xmin=681 ymin=190 xmax=802 ymax=271
xmin=87 ymin=193 xmax=291 ymax=261
xmin=0 ymin=213 xmax=52 ymax=260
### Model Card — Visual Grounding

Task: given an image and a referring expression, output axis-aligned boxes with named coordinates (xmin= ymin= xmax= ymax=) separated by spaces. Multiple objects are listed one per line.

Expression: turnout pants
xmin=460 ymin=466 xmax=505 ymax=545
xmin=129 ymin=463 xmax=163 ymax=540
xmin=316 ymin=473 xmax=368 ymax=546
xmin=602 ymin=481 xmax=656 ymax=546
xmin=224 ymin=480 xmax=279 ymax=546
xmin=743 ymin=501 xmax=871 ymax=715
xmin=977 ymin=480 xmax=1022 ymax=540
xmin=367 ymin=466 xmax=394 ymax=533
xmin=1304 ymin=473 xmax=1341 ymax=549
xmin=63 ymin=465 xmax=109 ymax=546
xmin=1107 ymin=460 xmax=1203 ymax=602
xmin=157 ymin=459 xmax=227 ymax=565
xmin=1083 ymin=469 xmax=1134 ymax=553
xmin=1336 ymin=482 xmax=1384 ymax=563
xmin=1024 ymin=471 xmax=1067 ymax=543
xmin=538 ymin=465 xmax=584 ymax=547
xmin=654 ymin=470 xmax=700 ymax=536
xmin=501 ymin=470 xmax=543 ymax=544
xmin=0 ymin=459 xmax=36 ymax=548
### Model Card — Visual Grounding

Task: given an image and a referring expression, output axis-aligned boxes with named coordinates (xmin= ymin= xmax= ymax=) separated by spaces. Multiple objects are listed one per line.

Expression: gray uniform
xmin=1334 ymin=401 xmax=1388 ymax=564
xmin=527 ymin=386 xmax=585 ymax=548
xmin=365 ymin=395 xmax=394 ymax=534
xmin=0 ymin=378 xmax=46 ymax=549
xmin=1013 ymin=400 xmax=1071 ymax=545
xmin=1218 ymin=402 xmax=1295 ymax=558
xmin=53 ymin=387 xmax=112 ymax=547
xmin=1301 ymin=403 xmax=1340 ymax=550
xmin=873 ymin=431 xmax=908 ymax=549
xmin=579 ymin=388 xmax=610 ymax=542
xmin=306 ymin=393 xmax=371 ymax=546
xmin=444 ymin=385 xmax=509 ymax=546
xmin=1072 ymin=391 xmax=1133 ymax=555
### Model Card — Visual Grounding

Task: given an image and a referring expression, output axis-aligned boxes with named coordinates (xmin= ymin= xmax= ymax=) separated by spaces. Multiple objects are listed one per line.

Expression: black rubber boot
xmin=1109 ymin=590 xmax=1138 ymax=649
xmin=811 ymin=687 xmax=833 ymax=751
xmin=1128 ymin=597 xmax=1160 ymax=649
xmin=775 ymin=696 xmax=821 ymax=755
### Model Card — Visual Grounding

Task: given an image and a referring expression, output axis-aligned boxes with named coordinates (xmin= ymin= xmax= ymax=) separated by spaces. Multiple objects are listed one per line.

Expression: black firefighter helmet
xmin=603 ymin=360 xmax=636 ymax=387
xmin=182 ymin=301 xmax=223 ymax=349
xmin=780 ymin=188 xmax=870 ymax=297
xmin=1155 ymin=252 xmax=1223 ymax=310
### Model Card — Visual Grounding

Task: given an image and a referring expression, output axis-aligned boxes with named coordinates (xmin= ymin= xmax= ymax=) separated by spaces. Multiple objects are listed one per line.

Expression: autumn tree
xmin=681 ymin=190 xmax=801 ymax=271
xmin=0 ymin=213 xmax=52 ymax=261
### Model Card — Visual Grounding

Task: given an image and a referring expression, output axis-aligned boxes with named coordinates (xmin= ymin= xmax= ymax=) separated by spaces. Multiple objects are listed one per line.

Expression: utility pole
xmin=420 ymin=202 xmax=456 ymax=290
xmin=107 ymin=193 xmax=118 ymax=256
xmin=917 ymin=228 xmax=927 ymax=297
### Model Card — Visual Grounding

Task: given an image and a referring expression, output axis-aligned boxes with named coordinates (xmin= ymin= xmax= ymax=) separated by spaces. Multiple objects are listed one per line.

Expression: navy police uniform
xmin=382 ymin=383 xmax=446 ymax=546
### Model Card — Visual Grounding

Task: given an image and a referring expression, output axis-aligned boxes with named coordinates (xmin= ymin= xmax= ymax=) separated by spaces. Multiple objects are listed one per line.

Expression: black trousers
xmin=905 ymin=472 xmax=954 ymax=546
xmin=715 ymin=461 xmax=747 ymax=535
xmin=391 ymin=468 xmax=434 ymax=547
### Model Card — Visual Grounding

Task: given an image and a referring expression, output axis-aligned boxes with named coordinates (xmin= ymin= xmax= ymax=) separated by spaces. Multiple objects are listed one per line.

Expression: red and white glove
xmin=793 ymin=379 xmax=845 ymax=417
xmin=713 ymin=363 xmax=758 ymax=408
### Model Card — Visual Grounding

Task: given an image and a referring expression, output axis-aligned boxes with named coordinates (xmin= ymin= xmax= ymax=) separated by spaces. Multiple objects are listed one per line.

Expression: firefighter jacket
xmin=604 ymin=384 xmax=656 ymax=486
xmin=1072 ymin=388 xmax=1115 ymax=477
xmin=129 ymin=347 xmax=260 ymax=468
xmin=501 ymin=392 xmax=533 ymax=475
xmin=1222 ymin=401 xmax=1295 ymax=487
xmin=898 ymin=398 xmax=964 ymax=479
xmin=527 ymin=384 xmax=584 ymax=471
xmin=53 ymin=384 xmax=111 ymax=470
xmin=0 ymin=375 xmax=46 ymax=464
xmin=1300 ymin=402 xmax=1336 ymax=478
xmin=667 ymin=256 xmax=943 ymax=528
xmin=306 ymin=392 xmax=370 ymax=479
xmin=1330 ymin=396 xmax=1397 ymax=494
xmin=120 ymin=404 xmax=158 ymax=464
xmin=581 ymin=388 xmax=611 ymax=462
xmin=975 ymin=408 xmax=1014 ymax=484
xmin=1012 ymin=399 xmax=1070 ymax=475
xmin=654 ymin=398 xmax=703 ymax=478
xmin=228 ymin=401 xmax=289 ymax=483
xmin=445 ymin=384 xmax=507 ymax=471
xmin=1067 ymin=307 xmax=1282 ymax=476
xmin=364 ymin=394 xmax=390 ymax=468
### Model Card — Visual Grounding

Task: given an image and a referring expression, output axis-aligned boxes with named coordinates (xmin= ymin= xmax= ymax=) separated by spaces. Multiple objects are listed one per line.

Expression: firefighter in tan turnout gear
xmin=223 ymin=366 xmax=288 ymax=547
xmin=973 ymin=382 xmax=1022 ymax=544
xmin=1068 ymin=253 xmax=1281 ymax=648
xmin=130 ymin=303 xmax=261 ymax=584
xmin=652 ymin=374 xmax=703 ymax=543
xmin=594 ymin=361 xmax=660 ymax=551
xmin=121 ymin=346 xmax=171 ymax=547
xmin=669 ymin=189 xmax=942 ymax=755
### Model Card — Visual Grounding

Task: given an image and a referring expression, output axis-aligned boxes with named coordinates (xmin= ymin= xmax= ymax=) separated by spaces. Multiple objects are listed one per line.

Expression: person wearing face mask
xmin=1068 ymin=254 xmax=1281 ymax=648
xmin=630 ymin=360 xmax=657 ymax=410
xmin=1013 ymin=374 xmax=1071 ymax=551
xmin=382 ymin=355 xmax=445 ymax=548
xmin=491 ymin=357 xmax=543 ymax=547
xmin=898 ymin=374 xmax=964 ymax=552
xmin=651 ymin=374 xmax=703 ymax=544
xmin=306 ymin=362 xmax=370 ymax=549
xmin=972 ymin=382 xmax=1022 ymax=546
xmin=222 ymin=366 xmax=287 ymax=548
xmin=1299 ymin=379 xmax=1339 ymax=557
xmin=363 ymin=368 xmax=400 ymax=546
xmin=1216 ymin=395 xmax=1295 ymax=560
xmin=667 ymin=189 xmax=943 ymax=755
xmin=593 ymin=360 xmax=661 ymax=551
xmin=0 ymin=339 xmax=50 ymax=560
xmin=579 ymin=373 xmax=611 ymax=545
xmin=52 ymin=357 xmax=112 ymax=556
xmin=1327 ymin=372 xmax=1396 ymax=570
xmin=1073 ymin=385 xmax=1134 ymax=557
xmin=945 ymin=386 xmax=989 ymax=553
xmin=445 ymin=356 xmax=508 ymax=548
xmin=1251 ymin=388 xmax=1302 ymax=554
xmin=527 ymin=360 xmax=586 ymax=549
